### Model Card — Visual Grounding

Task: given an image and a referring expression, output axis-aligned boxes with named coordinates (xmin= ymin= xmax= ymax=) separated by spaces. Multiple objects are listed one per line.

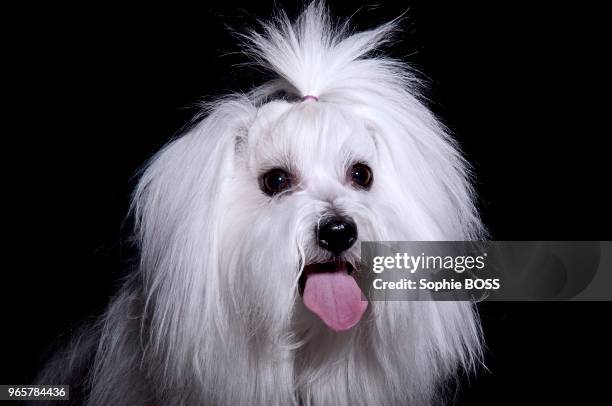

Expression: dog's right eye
xmin=260 ymin=168 xmax=292 ymax=196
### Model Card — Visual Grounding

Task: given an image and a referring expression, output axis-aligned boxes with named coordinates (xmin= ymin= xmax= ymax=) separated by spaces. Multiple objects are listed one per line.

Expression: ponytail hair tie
xmin=301 ymin=95 xmax=319 ymax=102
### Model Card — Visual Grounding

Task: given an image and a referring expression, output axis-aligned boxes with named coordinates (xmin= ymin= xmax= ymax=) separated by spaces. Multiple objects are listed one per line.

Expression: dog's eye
xmin=260 ymin=168 xmax=292 ymax=196
xmin=349 ymin=163 xmax=373 ymax=189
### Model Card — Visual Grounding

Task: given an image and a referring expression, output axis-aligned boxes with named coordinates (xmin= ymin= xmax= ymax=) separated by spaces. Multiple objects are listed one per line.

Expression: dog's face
xmin=128 ymin=7 xmax=484 ymax=403
xmin=218 ymin=100 xmax=412 ymax=332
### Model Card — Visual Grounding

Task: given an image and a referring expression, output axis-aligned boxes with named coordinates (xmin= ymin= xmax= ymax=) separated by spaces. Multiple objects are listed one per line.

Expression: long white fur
xmin=36 ymin=2 xmax=485 ymax=405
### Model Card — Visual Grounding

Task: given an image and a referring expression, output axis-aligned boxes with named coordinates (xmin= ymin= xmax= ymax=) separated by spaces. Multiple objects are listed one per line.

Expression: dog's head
xmin=131 ymin=3 xmax=484 ymax=351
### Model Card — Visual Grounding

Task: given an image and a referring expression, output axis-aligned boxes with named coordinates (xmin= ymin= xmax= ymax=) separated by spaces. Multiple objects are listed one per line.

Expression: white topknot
xmin=244 ymin=2 xmax=415 ymax=104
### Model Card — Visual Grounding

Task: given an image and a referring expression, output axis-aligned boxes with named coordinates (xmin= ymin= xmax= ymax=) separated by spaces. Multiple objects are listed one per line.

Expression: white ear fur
xmin=131 ymin=97 xmax=256 ymax=380
xmin=360 ymin=107 xmax=484 ymax=241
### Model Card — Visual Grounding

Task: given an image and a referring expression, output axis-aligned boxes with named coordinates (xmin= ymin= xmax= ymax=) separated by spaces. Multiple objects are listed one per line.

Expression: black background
xmin=3 ymin=1 xmax=610 ymax=405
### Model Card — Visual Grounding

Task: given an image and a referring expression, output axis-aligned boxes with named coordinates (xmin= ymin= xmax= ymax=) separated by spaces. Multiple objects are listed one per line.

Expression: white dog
xmin=37 ymin=3 xmax=485 ymax=405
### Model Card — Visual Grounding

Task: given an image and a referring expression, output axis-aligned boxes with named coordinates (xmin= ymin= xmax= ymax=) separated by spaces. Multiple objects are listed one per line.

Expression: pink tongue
xmin=303 ymin=265 xmax=368 ymax=332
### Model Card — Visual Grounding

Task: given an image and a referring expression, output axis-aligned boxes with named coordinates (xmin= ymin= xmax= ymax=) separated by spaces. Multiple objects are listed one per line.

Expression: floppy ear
xmin=130 ymin=97 xmax=255 ymax=376
xmin=348 ymin=83 xmax=485 ymax=242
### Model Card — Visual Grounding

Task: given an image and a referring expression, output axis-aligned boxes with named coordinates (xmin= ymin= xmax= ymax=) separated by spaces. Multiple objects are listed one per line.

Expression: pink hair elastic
xmin=301 ymin=95 xmax=319 ymax=102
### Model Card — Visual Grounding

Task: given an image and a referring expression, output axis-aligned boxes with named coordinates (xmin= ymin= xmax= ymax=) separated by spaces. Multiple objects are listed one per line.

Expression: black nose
xmin=317 ymin=216 xmax=358 ymax=255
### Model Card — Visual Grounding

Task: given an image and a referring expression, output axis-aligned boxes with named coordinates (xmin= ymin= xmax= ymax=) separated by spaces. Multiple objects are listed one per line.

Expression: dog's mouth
xmin=298 ymin=260 xmax=368 ymax=332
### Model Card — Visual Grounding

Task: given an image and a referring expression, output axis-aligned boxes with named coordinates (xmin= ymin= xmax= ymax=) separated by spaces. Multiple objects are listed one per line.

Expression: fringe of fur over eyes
xmin=34 ymin=2 xmax=485 ymax=405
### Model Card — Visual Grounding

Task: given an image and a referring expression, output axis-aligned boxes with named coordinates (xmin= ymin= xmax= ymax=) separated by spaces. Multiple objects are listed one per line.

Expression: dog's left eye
xmin=349 ymin=163 xmax=373 ymax=189
xmin=260 ymin=168 xmax=292 ymax=196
